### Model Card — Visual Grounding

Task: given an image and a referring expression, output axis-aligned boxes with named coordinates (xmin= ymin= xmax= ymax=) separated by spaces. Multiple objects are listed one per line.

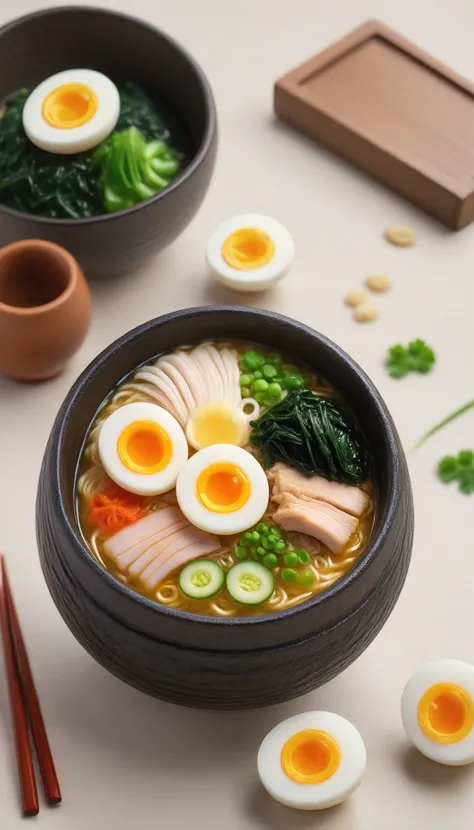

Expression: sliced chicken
xmin=103 ymin=505 xmax=220 ymax=588
xmin=104 ymin=506 xmax=182 ymax=561
xmin=115 ymin=517 xmax=189 ymax=571
xmin=220 ymin=348 xmax=241 ymax=406
xmin=166 ymin=353 xmax=205 ymax=408
xmin=273 ymin=495 xmax=358 ymax=553
xmin=198 ymin=346 xmax=225 ymax=402
xmin=157 ymin=358 xmax=196 ymax=414
xmin=127 ymin=523 xmax=199 ymax=577
xmin=140 ymin=533 xmax=220 ymax=591
xmin=132 ymin=369 xmax=187 ymax=425
xmin=269 ymin=463 xmax=369 ymax=517
xmin=285 ymin=531 xmax=321 ymax=556
xmin=121 ymin=382 xmax=183 ymax=422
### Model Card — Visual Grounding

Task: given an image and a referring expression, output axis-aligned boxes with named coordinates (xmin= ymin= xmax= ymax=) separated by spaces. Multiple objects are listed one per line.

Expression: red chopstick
xmin=0 ymin=554 xmax=61 ymax=815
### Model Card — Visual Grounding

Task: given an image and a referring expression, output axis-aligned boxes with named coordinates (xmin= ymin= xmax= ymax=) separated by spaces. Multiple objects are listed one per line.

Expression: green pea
xmin=239 ymin=374 xmax=253 ymax=387
xmin=284 ymin=551 xmax=300 ymax=567
xmin=297 ymin=550 xmax=311 ymax=564
xmin=262 ymin=536 xmax=274 ymax=550
xmin=281 ymin=568 xmax=298 ymax=583
xmin=263 ymin=553 xmax=278 ymax=568
xmin=254 ymin=391 xmax=267 ymax=404
xmin=298 ymin=569 xmax=316 ymax=586
xmin=241 ymin=532 xmax=252 ymax=545
xmin=263 ymin=396 xmax=276 ymax=408
xmin=253 ymin=379 xmax=269 ymax=393
xmin=244 ymin=351 xmax=264 ymax=370
xmin=275 ymin=540 xmax=287 ymax=554
xmin=270 ymin=526 xmax=282 ymax=537
xmin=240 ymin=387 xmax=251 ymax=398
xmin=267 ymin=382 xmax=282 ymax=398
xmin=250 ymin=530 xmax=260 ymax=544
xmin=257 ymin=546 xmax=266 ymax=556
xmin=251 ymin=550 xmax=259 ymax=560
xmin=257 ymin=523 xmax=270 ymax=535
xmin=267 ymin=534 xmax=278 ymax=548
xmin=235 ymin=546 xmax=248 ymax=560
xmin=282 ymin=364 xmax=297 ymax=374
xmin=283 ymin=374 xmax=305 ymax=390
xmin=262 ymin=364 xmax=277 ymax=379
xmin=253 ymin=370 xmax=263 ymax=380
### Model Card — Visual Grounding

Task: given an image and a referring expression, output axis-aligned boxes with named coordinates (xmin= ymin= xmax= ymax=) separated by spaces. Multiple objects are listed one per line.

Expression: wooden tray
xmin=274 ymin=21 xmax=474 ymax=229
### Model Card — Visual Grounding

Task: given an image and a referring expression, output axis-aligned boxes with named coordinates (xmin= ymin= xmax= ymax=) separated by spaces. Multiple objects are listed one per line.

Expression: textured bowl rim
xmin=0 ymin=5 xmax=217 ymax=226
xmin=48 ymin=306 xmax=402 ymax=640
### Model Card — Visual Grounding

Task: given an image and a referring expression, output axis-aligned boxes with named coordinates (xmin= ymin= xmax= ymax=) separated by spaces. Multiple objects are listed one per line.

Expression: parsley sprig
xmin=438 ymin=451 xmax=474 ymax=494
xmin=386 ymin=339 xmax=435 ymax=378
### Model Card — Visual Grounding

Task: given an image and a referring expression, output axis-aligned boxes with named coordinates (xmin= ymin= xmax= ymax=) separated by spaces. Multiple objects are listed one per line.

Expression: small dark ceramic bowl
xmin=0 ymin=7 xmax=217 ymax=279
xmin=37 ymin=307 xmax=414 ymax=709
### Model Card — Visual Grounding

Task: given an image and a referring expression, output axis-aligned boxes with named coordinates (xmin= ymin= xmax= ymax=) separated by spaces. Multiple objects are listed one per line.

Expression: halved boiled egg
xmin=401 ymin=659 xmax=474 ymax=765
xmin=258 ymin=711 xmax=366 ymax=810
xmin=206 ymin=213 xmax=294 ymax=292
xmin=176 ymin=444 xmax=269 ymax=535
xmin=22 ymin=69 xmax=120 ymax=154
xmin=186 ymin=402 xmax=249 ymax=451
xmin=98 ymin=402 xmax=188 ymax=496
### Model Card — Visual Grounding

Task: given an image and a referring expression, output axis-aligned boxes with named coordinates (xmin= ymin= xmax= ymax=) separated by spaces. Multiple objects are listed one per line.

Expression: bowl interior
xmin=0 ymin=7 xmax=209 ymax=158
xmin=55 ymin=307 xmax=398 ymax=628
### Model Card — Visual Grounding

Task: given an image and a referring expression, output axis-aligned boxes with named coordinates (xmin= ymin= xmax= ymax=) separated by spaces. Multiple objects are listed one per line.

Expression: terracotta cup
xmin=0 ymin=240 xmax=92 ymax=382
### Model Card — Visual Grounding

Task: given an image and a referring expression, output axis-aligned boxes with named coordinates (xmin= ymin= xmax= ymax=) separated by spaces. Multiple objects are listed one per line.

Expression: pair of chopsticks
xmin=0 ymin=554 xmax=61 ymax=816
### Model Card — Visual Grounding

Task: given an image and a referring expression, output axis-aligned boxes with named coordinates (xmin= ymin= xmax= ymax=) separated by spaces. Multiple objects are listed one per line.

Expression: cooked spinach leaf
xmin=0 ymin=82 xmax=186 ymax=219
xmin=250 ymin=389 xmax=369 ymax=485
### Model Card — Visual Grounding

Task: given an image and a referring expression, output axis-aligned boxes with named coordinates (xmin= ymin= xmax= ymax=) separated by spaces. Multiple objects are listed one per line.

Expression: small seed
xmin=353 ymin=303 xmax=379 ymax=323
xmin=366 ymin=274 xmax=391 ymax=293
xmin=385 ymin=225 xmax=416 ymax=246
xmin=344 ymin=290 xmax=368 ymax=307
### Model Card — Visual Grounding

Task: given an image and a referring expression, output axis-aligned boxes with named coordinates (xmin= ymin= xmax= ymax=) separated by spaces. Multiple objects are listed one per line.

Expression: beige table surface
xmin=1 ymin=0 xmax=473 ymax=827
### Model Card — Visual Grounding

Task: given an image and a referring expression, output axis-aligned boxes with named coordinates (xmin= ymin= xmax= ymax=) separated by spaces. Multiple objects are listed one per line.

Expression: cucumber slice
xmin=226 ymin=561 xmax=274 ymax=606
xmin=179 ymin=560 xmax=224 ymax=600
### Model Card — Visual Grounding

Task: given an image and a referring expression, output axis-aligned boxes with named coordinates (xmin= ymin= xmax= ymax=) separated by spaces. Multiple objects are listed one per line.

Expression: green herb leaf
xmin=386 ymin=339 xmax=436 ymax=379
xmin=250 ymin=389 xmax=369 ymax=485
xmin=413 ymin=400 xmax=474 ymax=450
xmin=437 ymin=450 xmax=474 ymax=494
xmin=94 ymin=126 xmax=181 ymax=213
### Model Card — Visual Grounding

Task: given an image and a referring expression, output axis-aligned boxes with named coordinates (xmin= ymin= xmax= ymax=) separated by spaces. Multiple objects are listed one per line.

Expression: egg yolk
xmin=221 ymin=227 xmax=275 ymax=271
xmin=117 ymin=420 xmax=172 ymax=475
xmin=42 ymin=83 xmax=98 ymax=129
xmin=197 ymin=462 xmax=250 ymax=514
xmin=281 ymin=730 xmax=341 ymax=785
xmin=188 ymin=404 xmax=244 ymax=448
xmin=418 ymin=682 xmax=474 ymax=744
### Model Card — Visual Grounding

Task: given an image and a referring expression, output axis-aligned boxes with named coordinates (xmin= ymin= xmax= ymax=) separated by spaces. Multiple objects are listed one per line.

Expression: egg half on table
xmin=401 ymin=659 xmax=474 ymax=765
xmin=206 ymin=213 xmax=294 ymax=292
xmin=257 ymin=711 xmax=366 ymax=810
xmin=176 ymin=444 xmax=269 ymax=535
xmin=98 ymin=402 xmax=188 ymax=496
xmin=23 ymin=69 xmax=120 ymax=154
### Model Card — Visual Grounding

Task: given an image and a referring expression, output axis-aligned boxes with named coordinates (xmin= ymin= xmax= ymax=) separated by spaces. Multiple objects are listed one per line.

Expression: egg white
xmin=257 ymin=711 xmax=366 ymax=810
xmin=401 ymin=659 xmax=474 ymax=765
xmin=206 ymin=213 xmax=294 ymax=292
xmin=23 ymin=69 xmax=120 ymax=154
xmin=98 ymin=402 xmax=188 ymax=496
xmin=175 ymin=444 xmax=269 ymax=535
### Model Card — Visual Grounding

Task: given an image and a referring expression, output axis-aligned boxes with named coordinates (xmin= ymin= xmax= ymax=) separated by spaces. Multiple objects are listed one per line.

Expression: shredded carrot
xmin=88 ymin=484 xmax=146 ymax=534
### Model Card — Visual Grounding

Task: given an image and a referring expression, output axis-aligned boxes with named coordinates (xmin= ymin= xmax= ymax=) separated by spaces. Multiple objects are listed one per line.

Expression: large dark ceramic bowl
xmin=36 ymin=307 xmax=414 ymax=709
xmin=0 ymin=7 xmax=217 ymax=279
